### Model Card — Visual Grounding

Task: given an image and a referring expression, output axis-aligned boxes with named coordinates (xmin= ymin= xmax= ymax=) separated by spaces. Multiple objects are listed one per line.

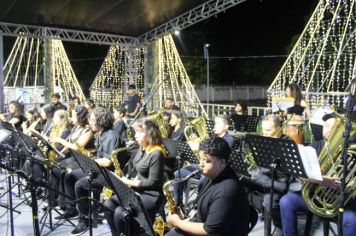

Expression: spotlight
xmin=174 ymin=29 xmax=180 ymax=36
xmin=204 ymin=43 xmax=210 ymax=48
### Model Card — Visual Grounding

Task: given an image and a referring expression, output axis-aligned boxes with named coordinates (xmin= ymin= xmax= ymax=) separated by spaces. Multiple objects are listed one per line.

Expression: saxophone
xmin=75 ymin=143 xmax=95 ymax=159
xmin=103 ymin=148 xmax=126 ymax=200
xmin=153 ymin=169 xmax=200 ymax=236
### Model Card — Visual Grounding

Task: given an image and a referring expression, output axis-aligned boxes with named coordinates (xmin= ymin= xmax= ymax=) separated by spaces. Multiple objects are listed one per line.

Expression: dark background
xmin=2 ymin=0 xmax=317 ymax=94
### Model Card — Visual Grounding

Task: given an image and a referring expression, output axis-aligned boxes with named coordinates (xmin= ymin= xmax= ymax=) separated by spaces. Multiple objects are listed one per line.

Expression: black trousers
xmin=103 ymin=191 xmax=162 ymax=236
xmin=74 ymin=176 xmax=103 ymax=218
xmin=63 ymin=168 xmax=86 ymax=213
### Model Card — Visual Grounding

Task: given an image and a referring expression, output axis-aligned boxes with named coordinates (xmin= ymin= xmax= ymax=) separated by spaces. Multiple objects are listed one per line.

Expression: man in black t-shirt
xmin=51 ymin=93 xmax=67 ymax=111
xmin=166 ymin=137 xmax=250 ymax=236
xmin=125 ymin=84 xmax=141 ymax=118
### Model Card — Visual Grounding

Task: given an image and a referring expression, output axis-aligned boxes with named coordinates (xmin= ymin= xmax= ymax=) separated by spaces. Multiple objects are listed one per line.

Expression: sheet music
xmin=0 ymin=129 xmax=11 ymax=143
xmin=297 ymin=144 xmax=323 ymax=181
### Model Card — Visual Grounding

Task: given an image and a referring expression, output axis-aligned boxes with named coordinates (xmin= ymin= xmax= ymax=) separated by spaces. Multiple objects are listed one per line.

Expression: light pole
xmin=204 ymin=43 xmax=210 ymax=116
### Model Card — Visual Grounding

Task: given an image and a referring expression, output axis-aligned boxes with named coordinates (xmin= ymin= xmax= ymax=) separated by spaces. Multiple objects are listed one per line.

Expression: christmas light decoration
xmin=90 ymin=44 xmax=145 ymax=108
xmin=268 ymin=0 xmax=356 ymax=109
xmin=4 ymin=36 xmax=86 ymax=104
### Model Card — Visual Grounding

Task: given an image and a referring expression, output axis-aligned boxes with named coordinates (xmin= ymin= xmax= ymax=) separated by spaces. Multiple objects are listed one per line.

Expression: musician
xmin=103 ymin=119 xmax=165 ymax=236
xmin=40 ymin=104 xmax=56 ymax=136
xmin=69 ymin=107 xmax=121 ymax=235
xmin=22 ymin=107 xmax=42 ymax=135
xmin=113 ymin=104 xmax=126 ymax=138
xmin=168 ymin=109 xmax=185 ymax=141
xmin=257 ymin=114 xmax=290 ymax=233
xmin=165 ymin=97 xmax=180 ymax=112
xmin=283 ymin=83 xmax=310 ymax=118
xmin=125 ymin=84 xmax=141 ymax=118
xmin=0 ymin=101 xmax=25 ymax=131
xmin=67 ymin=96 xmax=81 ymax=116
xmin=166 ymin=137 xmax=250 ymax=236
xmin=46 ymin=110 xmax=71 ymax=206
xmin=214 ymin=114 xmax=235 ymax=149
xmin=233 ymin=100 xmax=247 ymax=116
xmin=280 ymin=113 xmax=356 ymax=236
xmin=84 ymin=99 xmax=95 ymax=114
xmin=51 ymin=93 xmax=67 ymax=111
xmin=50 ymin=105 xmax=94 ymax=210
xmin=172 ymin=114 xmax=235 ymax=204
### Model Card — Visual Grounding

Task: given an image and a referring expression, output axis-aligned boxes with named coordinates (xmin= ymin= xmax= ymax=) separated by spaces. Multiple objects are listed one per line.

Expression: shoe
xmin=272 ymin=226 xmax=283 ymax=236
xmin=70 ymin=221 xmax=89 ymax=236
xmin=55 ymin=211 xmax=78 ymax=220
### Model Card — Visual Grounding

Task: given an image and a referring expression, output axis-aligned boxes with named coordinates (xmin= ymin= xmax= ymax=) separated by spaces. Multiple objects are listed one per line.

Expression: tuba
xmin=184 ymin=115 xmax=210 ymax=154
xmin=301 ymin=109 xmax=356 ymax=218
xmin=148 ymin=110 xmax=169 ymax=138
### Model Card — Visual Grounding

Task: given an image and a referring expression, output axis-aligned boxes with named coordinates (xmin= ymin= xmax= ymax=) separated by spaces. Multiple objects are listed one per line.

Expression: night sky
xmin=3 ymin=0 xmax=317 ymax=93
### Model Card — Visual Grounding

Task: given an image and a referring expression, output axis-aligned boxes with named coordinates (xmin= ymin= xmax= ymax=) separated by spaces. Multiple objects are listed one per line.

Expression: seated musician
xmin=103 ymin=118 xmax=166 ymax=236
xmin=68 ymin=107 xmax=122 ymax=235
xmin=0 ymin=101 xmax=25 ymax=131
xmin=165 ymin=97 xmax=180 ymax=112
xmin=51 ymin=93 xmax=67 ymax=111
xmin=283 ymin=83 xmax=310 ymax=118
xmin=50 ymin=106 xmax=94 ymax=210
xmin=84 ymin=99 xmax=95 ymax=114
xmin=280 ymin=113 xmax=356 ymax=236
xmin=40 ymin=104 xmax=56 ymax=136
xmin=168 ymin=109 xmax=185 ymax=141
xmin=22 ymin=107 xmax=42 ymax=135
xmin=233 ymin=100 xmax=247 ymax=116
xmin=172 ymin=114 xmax=235 ymax=204
xmin=166 ymin=137 xmax=250 ymax=236
xmin=254 ymin=114 xmax=291 ymax=233
xmin=113 ymin=104 xmax=126 ymax=139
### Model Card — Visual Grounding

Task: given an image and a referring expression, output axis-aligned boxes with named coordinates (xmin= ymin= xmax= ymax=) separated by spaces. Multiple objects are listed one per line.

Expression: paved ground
xmin=0 ymin=172 xmax=337 ymax=236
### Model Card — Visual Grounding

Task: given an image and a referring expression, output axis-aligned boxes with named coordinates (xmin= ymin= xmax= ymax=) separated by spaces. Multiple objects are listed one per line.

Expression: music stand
xmin=30 ymin=130 xmax=64 ymax=159
xmin=229 ymin=149 xmax=251 ymax=178
xmin=205 ymin=119 xmax=215 ymax=136
xmin=101 ymin=169 xmax=156 ymax=236
xmin=245 ymin=134 xmax=308 ymax=236
xmin=177 ymin=141 xmax=199 ymax=164
xmin=230 ymin=115 xmax=259 ymax=133
xmin=70 ymin=149 xmax=109 ymax=236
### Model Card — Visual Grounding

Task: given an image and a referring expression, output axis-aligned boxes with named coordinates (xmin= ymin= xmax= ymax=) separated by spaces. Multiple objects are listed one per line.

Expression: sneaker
xmin=55 ymin=211 xmax=78 ymax=220
xmin=70 ymin=221 xmax=89 ymax=236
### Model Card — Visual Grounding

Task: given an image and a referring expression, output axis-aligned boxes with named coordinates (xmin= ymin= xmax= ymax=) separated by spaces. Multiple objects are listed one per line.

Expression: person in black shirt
xmin=125 ymin=84 xmax=141 ymax=118
xmin=113 ymin=104 xmax=126 ymax=139
xmin=166 ymin=137 xmax=250 ymax=236
xmin=0 ymin=101 xmax=25 ymax=131
xmin=168 ymin=109 xmax=185 ymax=141
xmin=283 ymin=83 xmax=310 ymax=117
xmin=103 ymin=118 xmax=166 ymax=236
xmin=280 ymin=112 xmax=356 ymax=236
xmin=51 ymin=93 xmax=67 ymax=111
xmin=234 ymin=100 xmax=247 ymax=116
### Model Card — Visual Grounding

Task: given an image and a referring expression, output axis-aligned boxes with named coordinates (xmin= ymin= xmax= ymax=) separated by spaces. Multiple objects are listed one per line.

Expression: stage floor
xmin=0 ymin=172 xmax=336 ymax=236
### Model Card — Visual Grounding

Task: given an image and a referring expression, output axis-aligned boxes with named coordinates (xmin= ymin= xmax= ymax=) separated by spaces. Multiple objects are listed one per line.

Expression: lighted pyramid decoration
xmin=154 ymin=35 xmax=207 ymax=117
xmin=90 ymin=45 xmax=145 ymax=108
xmin=268 ymin=0 xmax=356 ymax=109
xmin=4 ymin=36 xmax=85 ymax=104
xmin=50 ymin=39 xmax=86 ymax=103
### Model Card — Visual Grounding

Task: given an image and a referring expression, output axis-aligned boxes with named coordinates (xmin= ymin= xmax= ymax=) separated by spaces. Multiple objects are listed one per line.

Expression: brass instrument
xmin=153 ymin=170 xmax=200 ymax=236
xmin=103 ymin=147 xmax=127 ymax=200
xmin=148 ymin=110 xmax=169 ymax=138
xmin=184 ymin=116 xmax=210 ymax=155
xmin=301 ymin=109 xmax=356 ymax=218
xmin=75 ymin=143 xmax=95 ymax=159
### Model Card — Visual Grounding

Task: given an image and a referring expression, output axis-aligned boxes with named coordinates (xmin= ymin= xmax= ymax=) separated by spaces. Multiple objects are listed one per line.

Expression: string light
xmin=267 ymin=0 xmax=356 ymax=109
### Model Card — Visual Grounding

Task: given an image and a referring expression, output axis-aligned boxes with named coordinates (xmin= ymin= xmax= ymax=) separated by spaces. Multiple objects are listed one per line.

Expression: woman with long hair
xmin=0 ymin=101 xmax=25 ymax=131
xmin=283 ymin=83 xmax=310 ymax=117
xmin=103 ymin=118 xmax=166 ymax=236
xmin=22 ymin=106 xmax=42 ymax=135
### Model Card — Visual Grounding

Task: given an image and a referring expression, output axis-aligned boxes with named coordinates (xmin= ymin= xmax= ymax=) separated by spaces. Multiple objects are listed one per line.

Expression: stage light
xmin=173 ymin=29 xmax=180 ymax=36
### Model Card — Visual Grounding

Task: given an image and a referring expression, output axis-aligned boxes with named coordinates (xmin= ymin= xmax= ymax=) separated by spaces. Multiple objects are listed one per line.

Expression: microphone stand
xmin=338 ymin=87 xmax=355 ymax=236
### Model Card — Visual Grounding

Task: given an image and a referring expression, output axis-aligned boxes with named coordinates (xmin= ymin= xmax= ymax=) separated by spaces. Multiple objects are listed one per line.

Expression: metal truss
xmin=139 ymin=0 xmax=247 ymax=42
xmin=0 ymin=22 xmax=138 ymax=46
